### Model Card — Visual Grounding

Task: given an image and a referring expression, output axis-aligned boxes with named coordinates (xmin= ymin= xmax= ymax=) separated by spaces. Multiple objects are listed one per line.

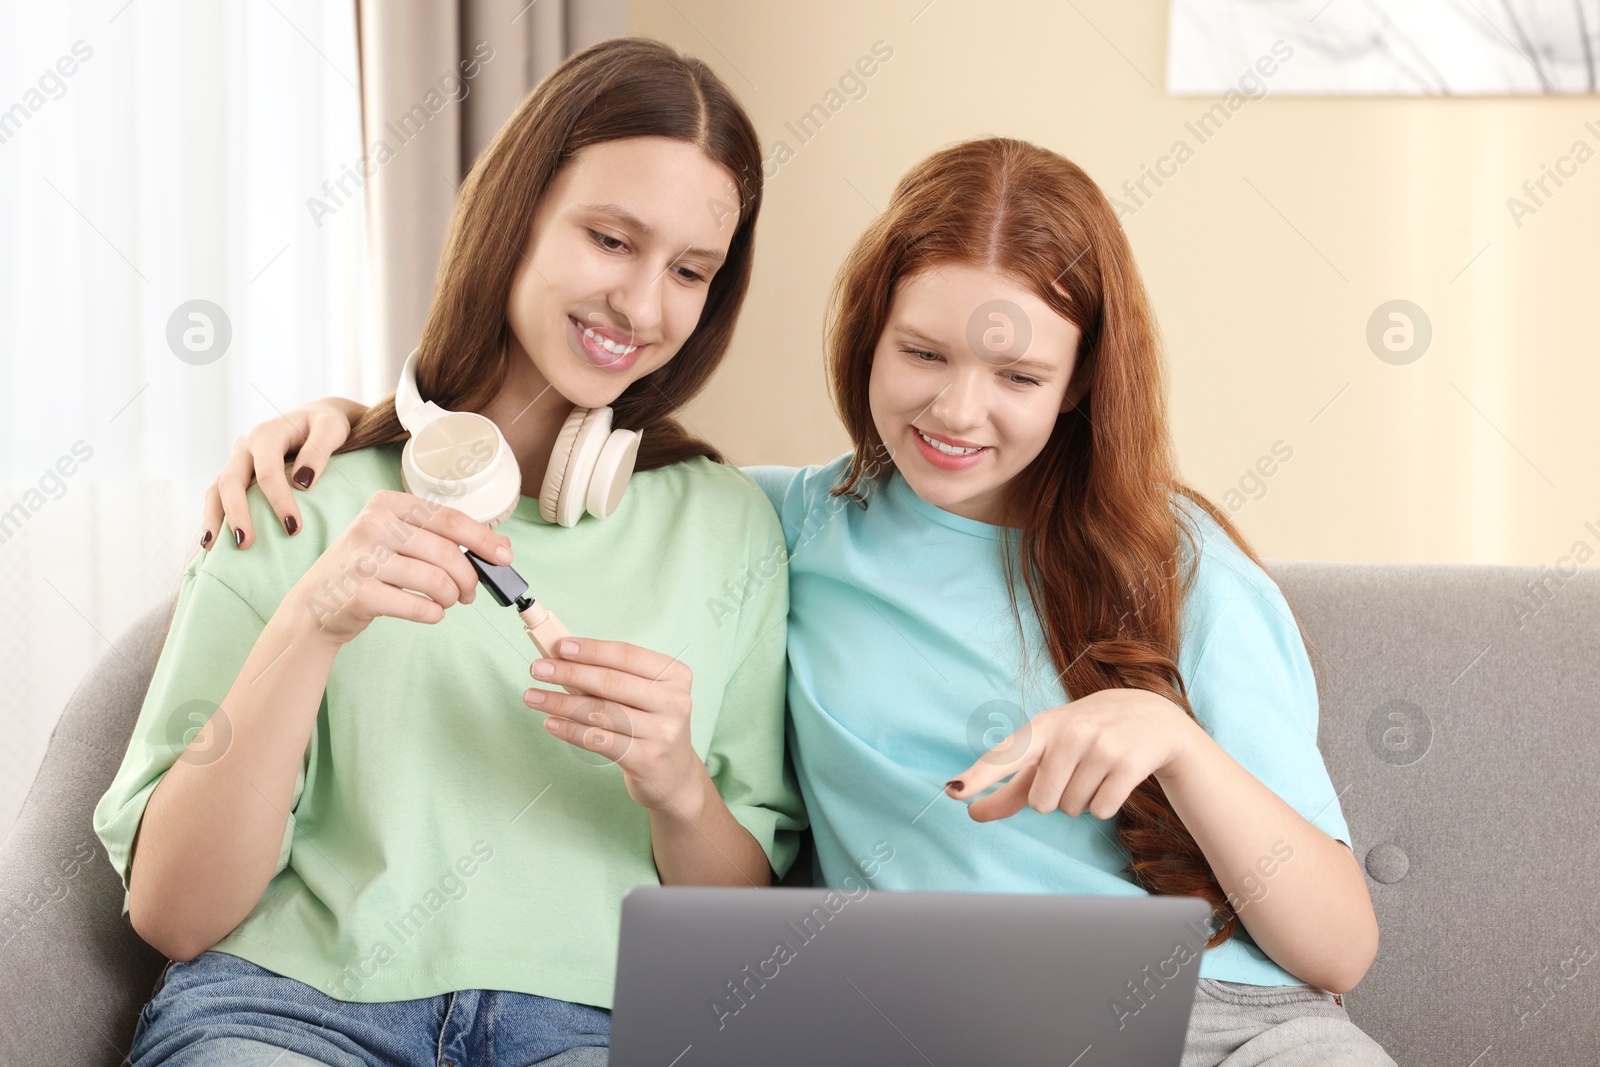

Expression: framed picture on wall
xmin=1168 ymin=0 xmax=1600 ymax=96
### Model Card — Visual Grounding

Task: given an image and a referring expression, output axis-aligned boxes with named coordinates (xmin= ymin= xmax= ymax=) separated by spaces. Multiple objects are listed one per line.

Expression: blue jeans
xmin=129 ymin=950 xmax=610 ymax=1067
xmin=1181 ymin=979 xmax=1398 ymax=1066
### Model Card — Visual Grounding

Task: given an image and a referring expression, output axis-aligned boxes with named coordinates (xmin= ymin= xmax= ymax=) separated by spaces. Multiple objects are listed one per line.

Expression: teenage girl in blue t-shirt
xmin=207 ymin=133 xmax=1396 ymax=1064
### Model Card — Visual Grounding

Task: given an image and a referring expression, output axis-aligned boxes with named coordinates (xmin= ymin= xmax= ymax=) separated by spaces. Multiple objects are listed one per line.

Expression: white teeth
xmin=917 ymin=429 xmax=982 ymax=456
xmin=582 ymin=326 xmax=638 ymax=356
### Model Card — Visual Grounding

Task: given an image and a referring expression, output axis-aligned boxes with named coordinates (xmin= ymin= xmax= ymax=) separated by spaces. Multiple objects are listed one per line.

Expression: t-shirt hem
xmin=212 ymin=932 xmax=617 ymax=1010
xmin=1197 ymin=944 xmax=1307 ymax=988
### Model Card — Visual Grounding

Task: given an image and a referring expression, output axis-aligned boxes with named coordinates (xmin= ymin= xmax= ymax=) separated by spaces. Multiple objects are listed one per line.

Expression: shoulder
xmin=1170 ymin=495 xmax=1297 ymax=667
xmin=631 ymin=455 xmax=791 ymax=551
xmin=248 ymin=440 xmax=403 ymax=539
xmin=1174 ymin=494 xmax=1281 ymax=604
xmin=642 ymin=456 xmax=780 ymax=519
xmin=195 ymin=442 xmax=405 ymax=611
xmin=738 ymin=453 xmax=855 ymax=550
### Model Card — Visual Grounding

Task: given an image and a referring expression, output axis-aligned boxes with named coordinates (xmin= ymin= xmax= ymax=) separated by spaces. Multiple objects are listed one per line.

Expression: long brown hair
xmin=337 ymin=36 xmax=764 ymax=467
xmin=827 ymin=137 xmax=1313 ymax=948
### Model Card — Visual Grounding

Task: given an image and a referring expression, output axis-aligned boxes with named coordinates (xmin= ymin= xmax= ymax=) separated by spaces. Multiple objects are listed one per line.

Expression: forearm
xmin=129 ymin=609 xmax=336 ymax=960
xmin=1155 ymin=722 xmax=1379 ymax=993
xmin=648 ymin=764 xmax=772 ymax=887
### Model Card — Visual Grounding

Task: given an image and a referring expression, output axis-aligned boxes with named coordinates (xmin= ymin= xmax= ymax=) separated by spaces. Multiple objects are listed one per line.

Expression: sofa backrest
xmin=4 ymin=562 xmax=1596 ymax=1067
xmin=1273 ymin=560 xmax=1599 ymax=1065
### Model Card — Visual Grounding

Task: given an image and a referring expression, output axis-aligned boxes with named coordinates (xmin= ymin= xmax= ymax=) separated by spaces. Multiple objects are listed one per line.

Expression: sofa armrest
xmin=0 ymin=600 xmax=175 ymax=1066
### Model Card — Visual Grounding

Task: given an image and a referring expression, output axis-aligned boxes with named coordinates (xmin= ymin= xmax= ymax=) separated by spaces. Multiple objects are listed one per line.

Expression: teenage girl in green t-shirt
xmin=102 ymin=36 xmax=805 ymax=1067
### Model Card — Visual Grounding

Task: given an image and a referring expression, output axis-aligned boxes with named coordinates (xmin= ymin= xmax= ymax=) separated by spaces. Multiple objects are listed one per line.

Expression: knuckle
xmin=350 ymin=517 xmax=381 ymax=543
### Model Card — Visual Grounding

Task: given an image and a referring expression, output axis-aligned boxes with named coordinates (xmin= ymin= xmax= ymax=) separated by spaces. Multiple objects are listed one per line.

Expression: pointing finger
xmin=964 ymin=765 xmax=1039 ymax=823
xmin=945 ymin=723 xmax=1042 ymax=800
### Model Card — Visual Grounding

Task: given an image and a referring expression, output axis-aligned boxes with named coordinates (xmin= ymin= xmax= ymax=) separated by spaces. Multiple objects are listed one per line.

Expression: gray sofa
xmin=3 ymin=560 xmax=1597 ymax=1065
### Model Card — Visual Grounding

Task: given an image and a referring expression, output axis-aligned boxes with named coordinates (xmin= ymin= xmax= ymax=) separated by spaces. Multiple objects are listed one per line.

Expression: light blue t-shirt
xmin=742 ymin=454 xmax=1352 ymax=988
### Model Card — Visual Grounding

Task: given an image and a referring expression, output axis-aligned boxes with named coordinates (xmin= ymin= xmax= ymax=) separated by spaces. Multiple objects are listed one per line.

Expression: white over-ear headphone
xmin=394 ymin=348 xmax=642 ymax=528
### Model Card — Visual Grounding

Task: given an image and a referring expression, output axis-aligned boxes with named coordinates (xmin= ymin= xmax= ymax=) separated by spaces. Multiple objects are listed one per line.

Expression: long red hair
xmin=827 ymin=137 xmax=1315 ymax=948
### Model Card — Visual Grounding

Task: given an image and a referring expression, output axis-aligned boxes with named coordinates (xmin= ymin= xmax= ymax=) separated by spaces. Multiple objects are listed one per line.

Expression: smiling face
xmin=868 ymin=263 xmax=1088 ymax=525
xmin=504 ymin=135 xmax=741 ymax=411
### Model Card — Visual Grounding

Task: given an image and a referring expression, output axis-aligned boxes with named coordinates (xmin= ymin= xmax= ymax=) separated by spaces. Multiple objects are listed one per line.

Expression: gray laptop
xmin=608 ymin=886 xmax=1212 ymax=1066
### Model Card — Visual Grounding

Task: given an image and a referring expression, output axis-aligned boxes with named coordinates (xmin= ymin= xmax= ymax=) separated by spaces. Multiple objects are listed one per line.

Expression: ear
xmin=1060 ymin=377 xmax=1089 ymax=413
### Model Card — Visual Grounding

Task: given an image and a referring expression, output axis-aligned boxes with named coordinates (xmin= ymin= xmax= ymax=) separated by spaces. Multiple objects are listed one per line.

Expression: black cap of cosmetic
xmin=463 ymin=549 xmax=534 ymax=613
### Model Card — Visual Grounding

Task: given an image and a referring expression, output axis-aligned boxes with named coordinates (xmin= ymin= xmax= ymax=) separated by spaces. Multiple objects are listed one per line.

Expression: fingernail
xmin=284 ymin=515 xmax=299 ymax=535
xmin=525 ymin=688 xmax=546 ymax=705
xmin=495 ymin=544 xmax=512 ymax=565
xmin=293 ymin=466 xmax=314 ymax=489
xmin=200 ymin=530 xmax=212 ymax=548
xmin=532 ymin=660 xmax=554 ymax=678
xmin=559 ymin=639 xmax=578 ymax=656
xmin=233 ymin=528 xmax=245 ymax=548
xmin=945 ymin=779 xmax=964 ymax=794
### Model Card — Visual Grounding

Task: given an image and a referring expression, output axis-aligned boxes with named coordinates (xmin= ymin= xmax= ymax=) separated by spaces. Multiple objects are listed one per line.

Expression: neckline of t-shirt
xmin=886 ymin=469 xmax=1017 ymax=541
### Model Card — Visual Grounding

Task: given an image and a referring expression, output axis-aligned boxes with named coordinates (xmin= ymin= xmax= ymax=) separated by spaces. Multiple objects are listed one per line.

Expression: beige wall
xmin=632 ymin=0 xmax=1597 ymax=566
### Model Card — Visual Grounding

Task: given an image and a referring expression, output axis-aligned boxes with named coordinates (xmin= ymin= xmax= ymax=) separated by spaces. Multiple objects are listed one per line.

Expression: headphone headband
xmin=396 ymin=349 xmax=442 ymax=433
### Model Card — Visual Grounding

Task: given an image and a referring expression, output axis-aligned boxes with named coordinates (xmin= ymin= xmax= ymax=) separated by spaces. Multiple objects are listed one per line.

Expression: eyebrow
xmin=576 ymin=202 xmax=728 ymax=266
xmin=895 ymin=325 xmax=1060 ymax=374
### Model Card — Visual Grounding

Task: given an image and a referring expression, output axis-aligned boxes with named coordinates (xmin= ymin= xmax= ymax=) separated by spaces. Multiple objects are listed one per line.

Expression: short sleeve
xmin=699 ymin=493 xmax=808 ymax=880
xmin=1180 ymin=561 xmax=1352 ymax=850
xmin=91 ymin=562 xmax=306 ymax=918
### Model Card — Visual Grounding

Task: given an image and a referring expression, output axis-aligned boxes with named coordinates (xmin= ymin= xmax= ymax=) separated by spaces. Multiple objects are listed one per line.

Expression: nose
xmin=926 ymin=366 xmax=985 ymax=434
xmin=605 ymin=262 xmax=665 ymax=342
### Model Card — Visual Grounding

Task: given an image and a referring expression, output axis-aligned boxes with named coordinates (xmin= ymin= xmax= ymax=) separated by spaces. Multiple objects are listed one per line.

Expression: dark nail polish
xmin=200 ymin=530 xmax=212 ymax=547
xmin=284 ymin=515 xmax=299 ymax=535
xmin=293 ymin=466 xmax=314 ymax=489
xmin=234 ymin=528 xmax=244 ymax=547
xmin=945 ymin=779 xmax=964 ymax=794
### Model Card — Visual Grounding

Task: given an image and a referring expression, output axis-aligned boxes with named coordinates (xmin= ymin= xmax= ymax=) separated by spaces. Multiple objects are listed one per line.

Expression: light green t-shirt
xmin=93 ymin=441 xmax=805 ymax=1009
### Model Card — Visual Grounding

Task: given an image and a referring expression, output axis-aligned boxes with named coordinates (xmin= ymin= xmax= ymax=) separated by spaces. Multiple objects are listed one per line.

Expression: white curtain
xmin=0 ymin=1 xmax=370 ymax=834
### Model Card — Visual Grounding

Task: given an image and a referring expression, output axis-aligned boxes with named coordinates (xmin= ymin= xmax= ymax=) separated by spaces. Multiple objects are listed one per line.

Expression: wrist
xmin=279 ymin=585 xmax=352 ymax=655
xmin=643 ymin=758 xmax=714 ymax=821
xmin=1154 ymin=699 xmax=1211 ymax=785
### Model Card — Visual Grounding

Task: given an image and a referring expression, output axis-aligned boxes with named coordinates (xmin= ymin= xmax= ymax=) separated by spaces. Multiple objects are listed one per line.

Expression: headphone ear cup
xmin=552 ymin=408 xmax=614 ymax=527
xmin=586 ymin=429 xmax=641 ymax=519
xmin=539 ymin=408 xmax=589 ymax=524
xmin=483 ymin=497 xmax=517 ymax=530
xmin=401 ymin=410 xmax=521 ymax=527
